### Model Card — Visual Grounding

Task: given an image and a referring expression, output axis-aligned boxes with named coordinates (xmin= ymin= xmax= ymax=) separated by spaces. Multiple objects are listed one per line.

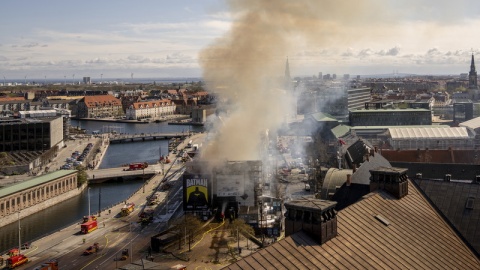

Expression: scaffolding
xmin=102 ymin=125 xmax=125 ymax=134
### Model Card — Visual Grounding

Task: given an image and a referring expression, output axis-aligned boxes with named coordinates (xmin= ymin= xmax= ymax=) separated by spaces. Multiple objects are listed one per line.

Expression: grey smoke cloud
xmin=198 ymin=0 xmax=390 ymax=166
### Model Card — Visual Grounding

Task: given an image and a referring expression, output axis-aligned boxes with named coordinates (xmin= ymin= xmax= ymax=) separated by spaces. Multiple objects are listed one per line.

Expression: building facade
xmin=0 ymin=170 xmax=79 ymax=226
xmin=349 ymin=108 xmax=432 ymax=126
xmin=387 ymin=127 xmax=475 ymax=150
xmin=347 ymin=88 xmax=371 ymax=111
xmin=0 ymin=116 xmax=64 ymax=152
xmin=125 ymin=99 xmax=176 ymax=120
xmin=76 ymin=95 xmax=123 ymax=118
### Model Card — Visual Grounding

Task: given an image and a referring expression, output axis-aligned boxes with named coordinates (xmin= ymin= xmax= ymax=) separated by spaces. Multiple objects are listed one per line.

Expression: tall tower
xmin=284 ymin=57 xmax=291 ymax=81
xmin=468 ymin=53 xmax=478 ymax=89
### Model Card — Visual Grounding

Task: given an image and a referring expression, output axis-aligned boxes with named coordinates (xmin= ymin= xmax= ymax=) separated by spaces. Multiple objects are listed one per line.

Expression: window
xmin=465 ymin=197 xmax=475 ymax=210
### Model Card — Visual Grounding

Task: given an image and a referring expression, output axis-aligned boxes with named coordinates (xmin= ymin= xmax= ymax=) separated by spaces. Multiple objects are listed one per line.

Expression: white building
xmin=125 ymin=99 xmax=176 ymax=120
xmin=388 ymin=127 xmax=475 ymax=150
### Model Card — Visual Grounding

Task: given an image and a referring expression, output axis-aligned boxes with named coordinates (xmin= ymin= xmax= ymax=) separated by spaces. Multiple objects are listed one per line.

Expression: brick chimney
xmin=346 ymin=174 xmax=351 ymax=186
xmin=352 ymin=164 xmax=356 ymax=173
xmin=284 ymin=198 xmax=337 ymax=245
xmin=370 ymin=149 xmax=375 ymax=157
xmin=369 ymin=167 xmax=408 ymax=199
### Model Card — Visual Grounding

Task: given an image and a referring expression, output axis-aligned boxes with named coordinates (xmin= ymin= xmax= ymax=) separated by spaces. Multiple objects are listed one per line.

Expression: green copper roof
xmin=0 ymin=170 xmax=77 ymax=198
xmin=331 ymin=125 xmax=351 ymax=138
xmin=308 ymin=112 xmax=338 ymax=122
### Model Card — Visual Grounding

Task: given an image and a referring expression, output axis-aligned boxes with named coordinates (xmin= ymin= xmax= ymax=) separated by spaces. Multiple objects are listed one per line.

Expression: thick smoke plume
xmin=199 ymin=0 xmax=386 ymax=167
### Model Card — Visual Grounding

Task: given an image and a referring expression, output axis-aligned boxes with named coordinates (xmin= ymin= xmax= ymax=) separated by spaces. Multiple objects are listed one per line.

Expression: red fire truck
xmin=120 ymin=202 xmax=135 ymax=216
xmin=5 ymin=254 xmax=28 ymax=269
xmin=81 ymin=220 xmax=98 ymax=234
xmin=128 ymin=162 xmax=148 ymax=170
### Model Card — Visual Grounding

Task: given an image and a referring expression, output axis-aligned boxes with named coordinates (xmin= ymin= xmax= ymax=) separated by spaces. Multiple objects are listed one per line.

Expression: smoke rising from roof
xmin=198 ymin=0 xmax=391 ymax=166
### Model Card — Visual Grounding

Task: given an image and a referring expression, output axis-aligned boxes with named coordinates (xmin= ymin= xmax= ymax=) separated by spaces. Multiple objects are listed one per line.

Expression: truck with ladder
xmin=120 ymin=202 xmax=135 ymax=216
xmin=5 ymin=253 xmax=28 ymax=269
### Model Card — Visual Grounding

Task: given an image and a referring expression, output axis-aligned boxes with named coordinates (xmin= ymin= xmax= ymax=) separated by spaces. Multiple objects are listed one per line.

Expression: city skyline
xmin=2 ymin=0 xmax=480 ymax=80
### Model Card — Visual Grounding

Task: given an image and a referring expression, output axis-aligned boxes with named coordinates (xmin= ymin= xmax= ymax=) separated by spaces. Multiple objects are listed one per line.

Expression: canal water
xmin=0 ymin=120 xmax=204 ymax=253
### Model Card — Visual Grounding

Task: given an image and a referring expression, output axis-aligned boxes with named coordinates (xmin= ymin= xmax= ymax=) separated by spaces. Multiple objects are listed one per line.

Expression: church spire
xmin=471 ymin=53 xmax=476 ymax=73
xmin=285 ymin=57 xmax=291 ymax=80
xmin=283 ymin=57 xmax=293 ymax=92
xmin=469 ymin=53 xmax=478 ymax=90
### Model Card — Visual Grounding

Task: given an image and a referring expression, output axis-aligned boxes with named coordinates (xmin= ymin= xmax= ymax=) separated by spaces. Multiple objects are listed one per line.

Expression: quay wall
xmin=0 ymin=183 xmax=87 ymax=227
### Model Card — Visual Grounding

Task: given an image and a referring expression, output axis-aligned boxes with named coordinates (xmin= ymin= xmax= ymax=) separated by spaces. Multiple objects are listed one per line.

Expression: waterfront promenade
xmin=2 ymin=132 xmax=204 ymax=269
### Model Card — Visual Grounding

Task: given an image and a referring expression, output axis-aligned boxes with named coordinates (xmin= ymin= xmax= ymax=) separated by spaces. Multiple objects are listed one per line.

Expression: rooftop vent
xmin=375 ymin=214 xmax=390 ymax=226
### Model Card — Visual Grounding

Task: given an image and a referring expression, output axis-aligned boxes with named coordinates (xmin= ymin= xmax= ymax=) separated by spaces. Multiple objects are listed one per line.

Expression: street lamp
xmin=18 ymin=211 xmax=21 ymax=255
xmin=88 ymin=187 xmax=91 ymax=217
xmin=142 ymin=165 xmax=145 ymax=193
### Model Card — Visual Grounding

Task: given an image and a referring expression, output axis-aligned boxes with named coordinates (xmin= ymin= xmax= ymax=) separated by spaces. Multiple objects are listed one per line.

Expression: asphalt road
xmin=13 ymin=159 xmax=186 ymax=270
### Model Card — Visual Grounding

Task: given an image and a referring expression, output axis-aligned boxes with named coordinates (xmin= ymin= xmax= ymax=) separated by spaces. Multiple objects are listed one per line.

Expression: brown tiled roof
xmin=83 ymin=95 xmax=121 ymax=108
xmin=194 ymin=91 xmax=209 ymax=97
xmin=0 ymin=96 xmax=25 ymax=102
xmin=224 ymin=181 xmax=480 ymax=270
xmin=382 ymin=149 xmax=480 ymax=164
xmin=131 ymin=99 xmax=172 ymax=109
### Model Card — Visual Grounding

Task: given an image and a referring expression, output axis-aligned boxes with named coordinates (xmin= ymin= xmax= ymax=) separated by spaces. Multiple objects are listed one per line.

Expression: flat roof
xmin=350 ymin=108 xmax=430 ymax=112
xmin=0 ymin=170 xmax=77 ymax=198
xmin=460 ymin=116 xmax=480 ymax=130
xmin=389 ymin=127 xmax=471 ymax=140
xmin=351 ymin=125 xmax=448 ymax=130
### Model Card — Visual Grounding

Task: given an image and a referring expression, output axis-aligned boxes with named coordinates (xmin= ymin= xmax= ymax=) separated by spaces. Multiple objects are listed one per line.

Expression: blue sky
xmin=2 ymin=0 xmax=480 ymax=81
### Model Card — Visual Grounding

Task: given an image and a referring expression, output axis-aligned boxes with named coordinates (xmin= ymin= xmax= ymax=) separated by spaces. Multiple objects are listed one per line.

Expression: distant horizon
xmin=0 ymin=72 xmax=468 ymax=84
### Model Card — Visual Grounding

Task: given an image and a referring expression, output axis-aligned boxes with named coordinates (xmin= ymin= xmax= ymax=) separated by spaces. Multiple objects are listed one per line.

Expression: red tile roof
xmin=0 ymin=96 xmax=25 ymax=101
xmin=131 ymin=99 xmax=172 ymax=110
xmin=194 ymin=91 xmax=209 ymax=97
xmin=381 ymin=149 xmax=480 ymax=164
xmin=83 ymin=95 xmax=121 ymax=108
